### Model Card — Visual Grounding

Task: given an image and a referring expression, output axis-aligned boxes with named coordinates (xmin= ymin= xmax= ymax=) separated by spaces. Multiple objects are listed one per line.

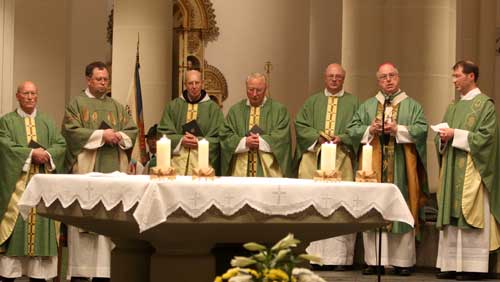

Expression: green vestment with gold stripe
xmin=220 ymin=98 xmax=293 ymax=177
xmin=294 ymin=91 xmax=359 ymax=179
xmin=0 ymin=110 xmax=66 ymax=256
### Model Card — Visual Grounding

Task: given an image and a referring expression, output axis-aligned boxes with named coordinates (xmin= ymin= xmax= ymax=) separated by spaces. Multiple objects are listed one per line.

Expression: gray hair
xmin=246 ymin=72 xmax=267 ymax=84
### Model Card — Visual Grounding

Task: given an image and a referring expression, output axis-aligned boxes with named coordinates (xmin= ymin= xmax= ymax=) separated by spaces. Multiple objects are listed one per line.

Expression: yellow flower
xmin=265 ymin=268 xmax=289 ymax=281
xmin=214 ymin=276 xmax=223 ymax=282
xmin=247 ymin=269 xmax=260 ymax=278
xmin=222 ymin=267 xmax=240 ymax=280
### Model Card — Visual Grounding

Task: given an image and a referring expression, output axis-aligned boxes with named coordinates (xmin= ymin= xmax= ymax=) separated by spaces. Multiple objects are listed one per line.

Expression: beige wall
xmin=112 ymin=0 xmax=172 ymax=129
xmin=205 ymin=0 xmax=343 ymax=118
xmin=0 ymin=0 xmax=15 ymax=115
xmin=342 ymin=0 xmax=457 ymax=193
xmin=12 ymin=0 xmax=108 ymax=126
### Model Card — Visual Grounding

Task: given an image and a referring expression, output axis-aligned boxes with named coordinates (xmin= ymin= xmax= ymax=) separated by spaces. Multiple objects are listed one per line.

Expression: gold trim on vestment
xmin=462 ymin=154 xmax=484 ymax=228
xmin=248 ymin=106 xmax=260 ymax=177
xmin=324 ymin=96 xmax=338 ymax=137
xmin=186 ymin=103 xmax=198 ymax=122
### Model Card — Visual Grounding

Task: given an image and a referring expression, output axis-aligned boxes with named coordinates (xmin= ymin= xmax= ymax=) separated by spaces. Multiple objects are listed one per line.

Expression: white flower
xmin=292 ymin=268 xmax=326 ymax=282
xmin=271 ymin=233 xmax=301 ymax=251
xmin=228 ymin=273 xmax=253 ymax=282
xmin=231 ymin=256 xmax=257 ymax=267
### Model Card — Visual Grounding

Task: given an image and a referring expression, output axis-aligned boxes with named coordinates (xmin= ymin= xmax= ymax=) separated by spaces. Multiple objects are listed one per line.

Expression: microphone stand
xmin=377 ymin=97 xmax=390 ymax=282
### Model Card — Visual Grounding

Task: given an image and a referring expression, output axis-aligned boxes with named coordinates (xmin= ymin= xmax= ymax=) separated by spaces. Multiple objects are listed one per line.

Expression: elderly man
xmin=435 ymin=60 xmax=500 ymax=281
xmin=158 ymin=70 xmax=224 ymax=175
xmin=62 ymin=61 xmax=138 ymax=282
xmin=220 ymin=73 xmax=292 ymax=177
xmin=346 ymin=63 xmax=428 ymax=276
xmin=0 ymin=81 xmax=66 ymax=282
xmin=295 ymin=63 xmax=359 ymax=271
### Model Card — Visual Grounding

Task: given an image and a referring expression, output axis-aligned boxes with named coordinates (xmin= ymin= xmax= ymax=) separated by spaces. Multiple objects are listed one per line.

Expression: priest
xmin=158 ymin=70 xmax=224 ymax=175
xmin=0 ymin=81 xmax=66 ymax=282
xmin=220 ymin=73 xmax=292 ymax=177
xmin=295 ymin=63 xmax=359 ymax=271
xmin=346 ymin=63 xmax=428 ymax=276
xmin=435 ymin=60 xmax=500 ymax=281
xmin=62 ymin=61 xmax=137 ymax=282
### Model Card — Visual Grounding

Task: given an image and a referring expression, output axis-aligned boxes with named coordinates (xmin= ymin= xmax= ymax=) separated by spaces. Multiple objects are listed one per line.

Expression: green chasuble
xmin=220 ymin=98 xmax=293 ymax=177
xmin=0 ymin=110 xmax=66 ymax=256
xmin=346 ymin=92 xmax=428 ymax=234
xmin=157 ymin=94 xmax=224 ymax=175
xmin=294 ymin=91 xmax=359 ymax=179
xmin=435 ymin=93 xmax=500 ymax=244
xmin=62 ymin=91 xmax=138 ymax=173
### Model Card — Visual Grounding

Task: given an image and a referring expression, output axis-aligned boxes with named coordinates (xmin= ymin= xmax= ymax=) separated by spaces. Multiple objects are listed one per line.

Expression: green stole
xmin=157 ymin=96 xmax=224 ymax=175
xmin=220 ymin=98 xmax=292 ymax=177
xmin=347 ymin=92 xmax=428 ymax=234
xmin=0 ymin=111 xmax=63 ymax=256
xmin=294 ymin=92 xmax=359 ymax=180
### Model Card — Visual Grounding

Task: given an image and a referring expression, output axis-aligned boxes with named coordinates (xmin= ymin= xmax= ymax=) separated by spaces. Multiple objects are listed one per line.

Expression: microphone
xmin=382 ymin=97 xmax=391 ymax=145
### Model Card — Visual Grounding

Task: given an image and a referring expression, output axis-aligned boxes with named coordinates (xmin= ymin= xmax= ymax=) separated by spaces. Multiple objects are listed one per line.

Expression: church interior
xmin=2 ymin=0 xmax=500 ymax=281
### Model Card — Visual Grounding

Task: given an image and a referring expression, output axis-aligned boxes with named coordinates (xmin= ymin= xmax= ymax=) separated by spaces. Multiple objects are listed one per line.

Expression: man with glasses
xmin=295 ymin=63 xmax=359 ymax=271
xmin=62 ymin=61 xmax=138 ymax=282
xmin=220 ymin=73 xmax=292 ymax=177
xmin=435 ymin=60 xmax=500 ymax=281
xmin=347 ymin=63 xmax=428 ymax=276
xmin=0 ymin=81 xmax=66 ymax=282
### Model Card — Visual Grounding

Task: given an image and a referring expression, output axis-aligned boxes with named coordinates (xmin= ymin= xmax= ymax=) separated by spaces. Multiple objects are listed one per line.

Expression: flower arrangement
xmin=214 ymin=233 xmax=326 ymax=282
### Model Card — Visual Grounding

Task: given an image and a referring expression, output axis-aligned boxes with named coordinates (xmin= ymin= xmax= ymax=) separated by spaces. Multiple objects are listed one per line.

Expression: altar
xmin=19 ymin=173 xmax=414 ymax=282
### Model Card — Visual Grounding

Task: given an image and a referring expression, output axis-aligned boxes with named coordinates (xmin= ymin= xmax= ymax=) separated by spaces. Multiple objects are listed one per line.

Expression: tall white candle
xmin=157 ymin=135 xmax=171 ymax=170
xmin=320 ymin=143 xmax=337 ymax=171
xmin=362 ymin=143 xmax=373 ymax=172
xmin=198 ymin=139 xmax=209 ymax=169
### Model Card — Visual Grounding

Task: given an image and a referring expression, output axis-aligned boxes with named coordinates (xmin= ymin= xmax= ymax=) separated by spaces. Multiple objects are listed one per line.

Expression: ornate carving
xmin=204 ymin=61 xmax=228 ymax=107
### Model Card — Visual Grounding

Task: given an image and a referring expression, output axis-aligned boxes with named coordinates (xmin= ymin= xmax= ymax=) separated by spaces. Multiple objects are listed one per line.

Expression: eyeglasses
xmin=378 ymin=72 xmax=398 ymax=81
xmin=326 ymin=74 xmax=345 ymax=81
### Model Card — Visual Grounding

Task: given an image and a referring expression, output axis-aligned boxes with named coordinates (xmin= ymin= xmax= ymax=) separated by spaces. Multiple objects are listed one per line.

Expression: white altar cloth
xmin=19 ymin=173 xmax=414 ymax=233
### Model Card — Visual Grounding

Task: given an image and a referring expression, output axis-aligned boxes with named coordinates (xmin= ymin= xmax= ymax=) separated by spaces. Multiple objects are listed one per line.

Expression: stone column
xmin=112 ymin=0 xmax=172 ymax=127
xmin=342 ymin=0 xmax=457 ymax=194
xmin=0 ymin=0 xmax=14 ymax=116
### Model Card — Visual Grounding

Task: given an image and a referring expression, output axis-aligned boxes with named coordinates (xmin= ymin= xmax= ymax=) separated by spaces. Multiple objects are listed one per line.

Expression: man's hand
xmin=181 ymin=132 xmax=198 ymax=149
xmin=369 ymin=119 xmax=382 ymax=135
xmin=439 ymin=128 xmax=454 ymax=143
xmin=383 ymin=119 xmax=398 ymax=135
xmin=31 ymin=148 xmax=50 ymax=164
xmin=103 ymin=129 xmax=121 ymax=145
xmin=246 ymin=133 xmax=260 ymax=150
xmin=318 ymin=135 xmax=329 ymax=145
xmin=332 ymin=136 xmax=342 ymax=144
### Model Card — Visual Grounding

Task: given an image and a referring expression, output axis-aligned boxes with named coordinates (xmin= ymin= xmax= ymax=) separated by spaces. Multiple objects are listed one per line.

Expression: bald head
xmin=324 ymin=63 xmax=346 ymax=94
xmin=184 ymin=70 xmax=203 ymax=101
xmin=16 ymin=81 xmax=38 ymax=114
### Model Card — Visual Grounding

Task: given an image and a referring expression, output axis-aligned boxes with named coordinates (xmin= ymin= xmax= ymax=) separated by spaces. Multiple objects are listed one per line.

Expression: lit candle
xmin=157 ymin=135 xmax=171 ymax=170
xmin=320 ymin=143 xmax=337 ymax=171
xmin=362 ymin=143 xmax=373 ymax=172
xmin=198 ymin=139 xmax=209 ymax=169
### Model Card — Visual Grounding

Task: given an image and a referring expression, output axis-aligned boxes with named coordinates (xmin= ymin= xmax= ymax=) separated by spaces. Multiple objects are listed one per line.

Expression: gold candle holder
xmin=192 ymin=167 xmax=216 ymax=180
xmin=313 ymin=169 xmax=342 ymax=182
xmin=150 ymin=167 xmax=177 ymax=180
xmin=355 ymin=170 xmax=377 ymax=182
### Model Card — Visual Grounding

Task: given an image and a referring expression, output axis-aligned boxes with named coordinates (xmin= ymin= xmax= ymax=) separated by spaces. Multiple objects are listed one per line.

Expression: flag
xmin=126 ymin=37 xmax=148 ymax=165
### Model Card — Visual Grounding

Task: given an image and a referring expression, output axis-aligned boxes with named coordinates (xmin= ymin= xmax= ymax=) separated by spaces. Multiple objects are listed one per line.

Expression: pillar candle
xmin=198 ymin=139 xmax=209 ymax=169
xmin=362 ymin=143 xmax=373 ymax=172
xmin=157 ymin=135 xmax=171 ymax=170
xmin=320 ymin=143 xmax=337 ymax=171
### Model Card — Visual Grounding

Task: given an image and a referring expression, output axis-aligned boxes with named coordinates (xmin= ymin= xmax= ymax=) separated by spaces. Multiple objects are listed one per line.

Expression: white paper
xmin=431 ymin=123 xmax=449 ymax=133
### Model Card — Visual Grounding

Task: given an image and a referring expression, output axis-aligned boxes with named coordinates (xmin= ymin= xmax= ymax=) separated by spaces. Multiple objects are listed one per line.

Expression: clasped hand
xmin=438 ymin=128 xmax=454 ymax=143
xmin=181 ymin=132 xmax=198 ymax=149
xmin=103 ymin=129 xmax=123 ymax=145
xmin=31 ymin=148 xmax=50 ymax=165
xmin=246 ymin=133 xmax=260 ymax=150
xmin=369 ymin=118 xmax=397 ymax=135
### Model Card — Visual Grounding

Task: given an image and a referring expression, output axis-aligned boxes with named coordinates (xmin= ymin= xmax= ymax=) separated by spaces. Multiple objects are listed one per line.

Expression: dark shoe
xmin=71 ymin=278 xmax=90 ymax=282
xmin=436 ymin=271 xmax=456 ymax=279
xmin=310 ymin=264 xmax=335 ymax=271
xmin=362 ymin=265 xmax=385 ymax=275
xmin=455 ymin=272 xmax=483 ymax=281
xmin=1 ymin=277 xmax=15 ymax=282
xmin=333 ymin=265 xmax=348 ymax=271
xmin=30 ymin=279 xmax=46 ymax=282
xmin=92 ymin=278 xmax=110 ymax=282
xmin=393 ymin=266 xmax=412 ymax=276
